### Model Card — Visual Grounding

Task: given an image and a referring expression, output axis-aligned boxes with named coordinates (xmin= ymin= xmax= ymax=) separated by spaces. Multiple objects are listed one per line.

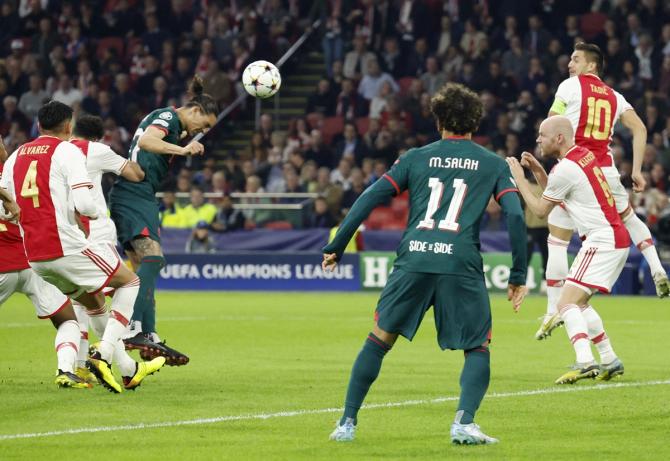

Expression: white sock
xmin=624 ymin=213 xmax=665 ymax=274
xmin=113 ymin=340 xmax=137 ymax=377
xmin=546 ymin=236 xmax=570 ymax=315
xmin=581 ymin=305 xmax=617 ymax=364
xmin=55 ymin=319 xmax=79 ymax=374
xmin=100 ymin=277 xmax=140 ymax=363
xmin=87 ymin=305 xmax=109 ymax=338
xmin=559 ymin=304 xmax=594 ymax=364
xmin=73 ymin=303 xmax=90 ymax=368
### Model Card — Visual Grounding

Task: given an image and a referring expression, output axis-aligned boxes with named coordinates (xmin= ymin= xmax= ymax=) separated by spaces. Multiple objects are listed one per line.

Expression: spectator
xmin=142 ymin=13 xmax=170 ymax=58
xmin=378 ymin=36 xmax=404 ymax=79
xmin=343 ymin=34 xmax=377 ymax=81
xmin=304 ymin=196 xmax=337 ymax=228
xmin=524 ymin=15 xmax=551 ymax=56
xmin=304 ymin=129 xmax=335 ymax=169
xmin=501 ymin=36 xmax=530 ymax=83
xmin=211 ymin=194 xmax=245 ymax=233
xmin=460 ymin=19 xmax=487 ymax=60
xmin=31 ymin=17 xmax=59 ymax=63
xmin=358 ymin=59 xmax=399 ymax=102
xmin=306 ymin=78 xmax=336 ymax=116
xmin=334 ymin=122 xmax=368 ymax=166
xmin=369 ymin=81 xmax=394 ymax=119
xmin=181 ymin=186 xmax=218 ymax=228
xmin=18 ymin=74 xmax=49 ymax=120
xmin=160 ymin=190 xmax=186 ymax=229
xmin=420 ymin=56 xmax=447 ymax=96
xmin=314 ymin=166 xmax=343 ymax=215
xmin=335 ymin=78 xmax=365 ymax=118
xmin=403 ymin=37 xmax=430 ymax=77
xmin=341 ymin=167 xmax=366 ymax=213
xmin=0 ymin=96 xmax=30 ymax=137
xmin=186 ymin=220 xmax=216 ymax=253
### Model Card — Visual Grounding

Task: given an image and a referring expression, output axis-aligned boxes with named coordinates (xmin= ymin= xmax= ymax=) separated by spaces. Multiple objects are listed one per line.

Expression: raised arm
xmin=506 ymin=157 xmax=555 ymax=219
xmin=138 ymin=126 xmax=204 ymax=157
xmin=520 ymin=152 xmax=548 ymax=189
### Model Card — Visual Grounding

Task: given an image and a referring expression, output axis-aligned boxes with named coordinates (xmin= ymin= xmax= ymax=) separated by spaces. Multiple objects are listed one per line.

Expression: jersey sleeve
xmin=382 ymin=150 xmax=412 ymax=195
xmin=494 ymin=164 xmax=520 ymax=202
xmin=542 ymin=163 xmax=572 ymax=203
xmin=614 ymin=90 xmax=633 ymax=120
xmin=56 ymin=143 xmax=93 ymax=190
xmin=149 ymin=110 xmax=179 ymax=137
xmin=550 ymin=78 xmax=578 ymax=114
xmin=90 ymin=142 xmax=128 ymax=175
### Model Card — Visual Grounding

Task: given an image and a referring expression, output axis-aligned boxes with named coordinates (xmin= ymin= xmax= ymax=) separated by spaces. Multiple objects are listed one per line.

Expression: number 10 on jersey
xmin=417 ymin=178 xmax=467 ymax=232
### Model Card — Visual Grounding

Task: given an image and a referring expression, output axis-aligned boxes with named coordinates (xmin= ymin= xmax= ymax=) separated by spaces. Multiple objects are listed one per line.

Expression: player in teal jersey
xmin=324 ymin=83 xmax=528 ymax=445
xmin=109 ymin=77 xmax=218 ymax=365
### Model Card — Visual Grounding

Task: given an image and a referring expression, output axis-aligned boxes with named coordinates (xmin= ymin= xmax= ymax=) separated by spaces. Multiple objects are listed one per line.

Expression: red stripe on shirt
xmin=383 ymin=174 xmax=400 ymax=195
xmin=495 ymin=188 xmax=519 ymax=202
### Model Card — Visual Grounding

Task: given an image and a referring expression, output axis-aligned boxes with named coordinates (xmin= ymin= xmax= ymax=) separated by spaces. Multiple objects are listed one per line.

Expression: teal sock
xmin=456 ymin=346 xmax=490 ymax=425
xmin=340 ymin=333 xmax=392 ymax=425
xmin=132 ymin=256 xmax=165 ymax=334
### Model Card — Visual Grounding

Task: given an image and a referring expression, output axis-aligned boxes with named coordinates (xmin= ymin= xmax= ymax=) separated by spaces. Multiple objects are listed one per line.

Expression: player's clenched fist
xmin=181 ymin=141 xmax=204 ymax=156
xmin=520 ymin=151 xmax=542 ymax=171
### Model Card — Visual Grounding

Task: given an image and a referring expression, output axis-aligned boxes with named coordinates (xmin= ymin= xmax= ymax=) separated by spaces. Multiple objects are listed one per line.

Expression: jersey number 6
xmin=417 ymin=178 xmax=467 ymax=232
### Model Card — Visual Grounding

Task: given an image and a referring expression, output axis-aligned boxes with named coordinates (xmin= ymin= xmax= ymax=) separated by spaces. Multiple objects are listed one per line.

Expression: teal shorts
xmin=109 ymin=188 xmax=161 ymax=249
xmin=375 ymin=268 xmax=492 ymax=350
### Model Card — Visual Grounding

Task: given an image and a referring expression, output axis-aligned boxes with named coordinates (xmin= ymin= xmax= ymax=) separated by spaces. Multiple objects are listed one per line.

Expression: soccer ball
xmin=242 ymin=60 xmax=281 ymax=99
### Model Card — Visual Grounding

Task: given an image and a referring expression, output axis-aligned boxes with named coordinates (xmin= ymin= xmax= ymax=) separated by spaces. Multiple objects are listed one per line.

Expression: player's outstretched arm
xmin=322 ymin=177 xmax=396 ymax=266
xmin=620 ymin=110 xmax=648 ymax=193
xmin=506 ymin=158 xmax=555 ymax=219
xmin=120 ymin=161 xmax=145 ymax=182
xmin=498 ymin=187 xmax=528 ymax=293
xmin=138 ymin=126 xmax=204 ymax=156
xmin=0 ymin=190 xmax=19 ymax=221
xmin=507 ymin=284 xmax=528 ymax=312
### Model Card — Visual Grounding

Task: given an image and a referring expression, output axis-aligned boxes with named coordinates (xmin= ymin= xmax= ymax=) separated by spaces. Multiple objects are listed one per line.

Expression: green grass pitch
xmin=0 ymin=292 xmax=669 ymax=460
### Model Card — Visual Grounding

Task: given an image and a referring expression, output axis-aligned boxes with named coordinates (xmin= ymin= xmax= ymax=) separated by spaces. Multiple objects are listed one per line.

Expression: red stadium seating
xmin=364 ymin=207 xmax=396 ymax=230
xmin=264 ymin=221 xmax=294 ymax=230
xmin=580 ymin=12 xmax=608 ymax=40
xmin=320 ymin=116 xmax=344 ymax=145
xmin=96 ymin=37 xmax=124 ymax=61
xmin=355 ymin=117 xmax=370 ymax=136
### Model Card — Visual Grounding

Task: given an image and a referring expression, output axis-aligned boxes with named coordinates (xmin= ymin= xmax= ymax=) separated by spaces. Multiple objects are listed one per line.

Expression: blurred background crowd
xmin=1 ymin=0 xmax=670 ymax=247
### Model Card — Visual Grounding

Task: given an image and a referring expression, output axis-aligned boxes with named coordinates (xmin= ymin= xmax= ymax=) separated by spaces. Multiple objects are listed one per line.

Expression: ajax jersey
xmin=554 ymin=74 xmax=632 ymax=168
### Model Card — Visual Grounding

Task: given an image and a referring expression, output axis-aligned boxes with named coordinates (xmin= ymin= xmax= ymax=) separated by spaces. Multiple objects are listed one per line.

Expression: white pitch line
xmin=1 ymin=379 xmax=668 ymax=442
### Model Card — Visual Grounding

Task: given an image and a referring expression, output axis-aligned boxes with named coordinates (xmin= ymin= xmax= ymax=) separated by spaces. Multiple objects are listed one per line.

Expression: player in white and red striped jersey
xmin=508 ymin=116 xmax=627 ymax=384
xmin=0 ymin=137 xmax=89 ymax=389
xmin=68 ymin=114 xmax=164 ymax=390
xmin=537 ymin=42 xmax=669 ymax=341
xmin=0 ymin=101 xmax=147 ymax=394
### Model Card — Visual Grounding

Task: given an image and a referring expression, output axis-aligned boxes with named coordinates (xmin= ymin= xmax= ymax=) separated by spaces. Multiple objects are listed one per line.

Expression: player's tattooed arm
xmin=130 ymin=236 xmax=164 ymax=258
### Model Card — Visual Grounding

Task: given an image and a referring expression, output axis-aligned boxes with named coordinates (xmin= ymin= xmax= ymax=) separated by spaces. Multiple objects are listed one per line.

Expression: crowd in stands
xmin=2 ymin=1 xmax=670 ymax=241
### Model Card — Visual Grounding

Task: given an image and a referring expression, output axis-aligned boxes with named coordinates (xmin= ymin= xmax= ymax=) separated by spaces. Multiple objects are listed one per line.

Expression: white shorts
xmin=565 ymin=246 xmax=629 ymax=294
xmin=0 ymin=269 xmax=69 ymax=318
xmin=30 ymin=243 xmax=121 ymax=299
xmin=602 ymin=167 xmax=632 ymax=214
xmin=547 ymin=205 xmax=575 ymax=230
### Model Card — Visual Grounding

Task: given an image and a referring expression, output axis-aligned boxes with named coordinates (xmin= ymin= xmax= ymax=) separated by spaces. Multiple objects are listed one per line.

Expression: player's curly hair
xmin=185 ymin=75 xmax=219 ymax=115
xmin=430 ymin=83 xmax=482 ymax=135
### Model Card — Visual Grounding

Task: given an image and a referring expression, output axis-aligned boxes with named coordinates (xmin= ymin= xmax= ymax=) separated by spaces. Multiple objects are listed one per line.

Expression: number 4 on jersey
xmin=20 ymin=160 xmax=40 ymax=208
xmin=417 ymin=177 xmax=467 ymax=232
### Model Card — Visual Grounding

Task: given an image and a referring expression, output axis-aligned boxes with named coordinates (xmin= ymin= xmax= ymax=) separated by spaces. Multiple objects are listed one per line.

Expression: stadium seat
xmin=397 ymin=77 xmax=416 ymax=96
xmin=264 ymin=220 xmax=293 ymax=230
xmin=306 ymin=112 xmax=324 ymax=130
xmin=472 ymin=135 xmax=490 ymax=147
xmin=580 ymin=12 xmax=607 ymax=40
xmin=364 ymin=207 xmax=395 ymax=230
xmin=391 ymin=192 xmax=409 ymax=218
xmin=355 ymin=117 xmax=370 ymax=135
xmin=321 ymin=116 xmax=344 ymax=145
xmin=96 ymin=37 xmax=124 ymax=61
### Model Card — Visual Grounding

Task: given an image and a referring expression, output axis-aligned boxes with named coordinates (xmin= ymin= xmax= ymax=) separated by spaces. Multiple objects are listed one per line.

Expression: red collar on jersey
xmin=584 ymin=73 xmax=602 ymax=81
xmin=444 ymin=135 xmax=470 ymax=140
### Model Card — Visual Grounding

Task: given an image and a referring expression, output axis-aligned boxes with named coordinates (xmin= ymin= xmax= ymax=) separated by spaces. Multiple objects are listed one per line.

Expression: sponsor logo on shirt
xmin=153 ymin=119 xmax=170 ymax=128
xmin=158 ymin=111 xmax=173 ymax=120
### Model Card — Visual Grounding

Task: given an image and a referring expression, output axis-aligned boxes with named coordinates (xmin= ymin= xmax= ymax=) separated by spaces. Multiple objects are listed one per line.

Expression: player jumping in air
xmin=70 ymin=115 xmax=166 ymax=390
xmin=109 ymin=76 xmax=218 ymax=365
xmin=323 ymin=83 xmax=528 ymax=445
xmin=0 ymin=101 xmax=145 ymax=393
xmin=536 ymin=42 xmax=669 ymax=340
xmin=0 ymin=136 xmax=89 ymax=389
xmin=508 ymin=116 xmax=628 ymax=384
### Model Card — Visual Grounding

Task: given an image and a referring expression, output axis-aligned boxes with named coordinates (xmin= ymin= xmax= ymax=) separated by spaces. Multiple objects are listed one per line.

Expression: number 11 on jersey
xmin=417 ymin=177 xmax=467 ymax=232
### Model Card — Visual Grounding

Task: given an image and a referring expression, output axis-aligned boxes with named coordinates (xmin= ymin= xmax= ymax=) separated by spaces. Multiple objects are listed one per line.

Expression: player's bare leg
xmin=554 ymin=285 xmax=600 ymax=384
xmin=536 ymin=224 xmax=571 ymax=340
xmin=50 ymin=301 xmax=91 ymax=389
xmin=330 ymin=324 xmax=397 ymax=442
xmin=124 ymin=237 xmax=189 ymax=366
xmin=620 ymin=208 xmax=669 ymax=297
